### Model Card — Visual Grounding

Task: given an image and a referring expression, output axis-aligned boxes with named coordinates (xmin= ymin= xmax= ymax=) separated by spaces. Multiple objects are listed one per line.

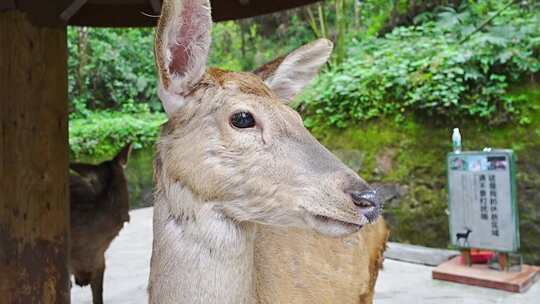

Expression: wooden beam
xmin=149 ymin=0 xmax=161 ymax=14
xmin=68 ymin=0 xmax=320 ymax=27
xmin=0 ymin=0 xmax=16 ymax=10
xmin=60 ymin=0 xmax=89 ymax=22
xmin=10 ymin=0 xmax=73 ymax=27
xmin=5 ymin=0 xmax=320 ymax=27
xmin=0 ymin=10 xmax=70 ymax=304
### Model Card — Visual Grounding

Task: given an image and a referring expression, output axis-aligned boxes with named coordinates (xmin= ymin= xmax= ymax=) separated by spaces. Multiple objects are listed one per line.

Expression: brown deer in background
xmin=148 ymin=1 xmax=388 ymax=303
xmin=69 ymin=144 xmax=132 ymax=304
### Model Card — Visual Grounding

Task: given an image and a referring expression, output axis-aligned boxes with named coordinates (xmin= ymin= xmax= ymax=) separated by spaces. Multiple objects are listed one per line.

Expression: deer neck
xmin=149 ymin=181 xmax=257 ymax=304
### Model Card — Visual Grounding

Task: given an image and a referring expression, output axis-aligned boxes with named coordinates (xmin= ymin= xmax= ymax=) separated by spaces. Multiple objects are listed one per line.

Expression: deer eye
xmin=230 ymin=111 xmax=256 ymax=129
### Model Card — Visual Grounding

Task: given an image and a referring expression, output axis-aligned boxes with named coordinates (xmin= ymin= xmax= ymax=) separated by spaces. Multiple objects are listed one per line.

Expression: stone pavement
xmin=71 ymin=207 xmax=539 ymax=303
xmin=375 ymin=259 xmax=538 ymax=304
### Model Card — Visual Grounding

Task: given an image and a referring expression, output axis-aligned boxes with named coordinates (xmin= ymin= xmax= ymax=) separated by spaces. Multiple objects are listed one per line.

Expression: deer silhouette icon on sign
xmin=456 ymin=228 xmax=472 ymax=247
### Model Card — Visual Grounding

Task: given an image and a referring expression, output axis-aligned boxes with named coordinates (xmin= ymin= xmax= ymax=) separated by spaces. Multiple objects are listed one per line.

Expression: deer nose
xmin=350 ymin=190 xmax=379 ymax=209
xmin=348 ymin=190 xmax=382 ymax=223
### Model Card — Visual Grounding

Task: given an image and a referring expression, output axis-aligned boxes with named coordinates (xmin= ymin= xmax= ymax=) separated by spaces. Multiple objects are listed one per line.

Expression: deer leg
xmin=91 ymin=259 xmax=105 ymax=304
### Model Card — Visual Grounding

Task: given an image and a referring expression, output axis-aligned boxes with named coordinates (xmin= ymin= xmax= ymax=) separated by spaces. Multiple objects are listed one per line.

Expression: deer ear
xmin=254 ymin=39 xmax=333 ymax=102
xmin=155 ymin=0 xmax=212 ymax=116
xmin=114 ymin=143 xmax=132 ymax=168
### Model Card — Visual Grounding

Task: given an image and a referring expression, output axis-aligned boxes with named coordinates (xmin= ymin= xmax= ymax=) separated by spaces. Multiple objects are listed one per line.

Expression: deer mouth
xmin=307 ymin=213 xmax=365 ymax=231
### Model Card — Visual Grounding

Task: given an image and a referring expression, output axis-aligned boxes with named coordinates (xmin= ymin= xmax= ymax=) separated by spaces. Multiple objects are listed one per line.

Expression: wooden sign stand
xmin=461 ymin=249 xmax=472 ymax=267
xmin=433 ymin=249 xmax=540 ymax=293
xmin=498 ymin=252 xmax=509 ymax=271
xmin=460 ymin=249 xmax=509 ymax=271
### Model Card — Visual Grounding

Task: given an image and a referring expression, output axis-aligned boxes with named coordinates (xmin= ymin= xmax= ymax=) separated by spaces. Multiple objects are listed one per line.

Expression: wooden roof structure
xmin=0 ymin=1 xmax=320 ymax=303
xmin=2 ymin=0 xmax=319 ymax=27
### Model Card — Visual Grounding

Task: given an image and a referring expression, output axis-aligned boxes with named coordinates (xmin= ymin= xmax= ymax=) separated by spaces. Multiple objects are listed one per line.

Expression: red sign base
xmin=432 ymin=256 xmax=540 ymax=293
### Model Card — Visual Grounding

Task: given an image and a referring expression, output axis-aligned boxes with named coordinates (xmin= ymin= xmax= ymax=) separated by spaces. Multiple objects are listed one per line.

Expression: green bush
xmin=69 ymin=110 xmax=166 ymax=161
xmin=68 ymin=28 xmax=161 ymax=115
xmin=303 ymin=3 xmax=540 ymax=128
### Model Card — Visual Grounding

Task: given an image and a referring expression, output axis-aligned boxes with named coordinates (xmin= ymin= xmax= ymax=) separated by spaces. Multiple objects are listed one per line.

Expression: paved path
xmin=376 ymin=259 xmax=538 ymax=304
xmin=71 ymin=207 xmax=538 ymax=303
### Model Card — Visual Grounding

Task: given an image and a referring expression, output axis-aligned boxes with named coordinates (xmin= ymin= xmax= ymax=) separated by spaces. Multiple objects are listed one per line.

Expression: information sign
xmin=448 ymin=150 xmax=519 ymax=252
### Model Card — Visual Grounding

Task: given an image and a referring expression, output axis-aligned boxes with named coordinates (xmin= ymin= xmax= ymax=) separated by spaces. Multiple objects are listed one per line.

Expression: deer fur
xmin=149 ymin=1 xmax=388 ymax=303
xmin=69 ymin=144 xmax=132 ymax=304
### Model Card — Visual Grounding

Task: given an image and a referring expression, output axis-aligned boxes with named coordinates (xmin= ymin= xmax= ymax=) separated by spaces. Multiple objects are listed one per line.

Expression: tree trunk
xmin=0 ymin=10 xmax=70 ymax=304
xmin=77 ymin=27 xmax=89 ymax=95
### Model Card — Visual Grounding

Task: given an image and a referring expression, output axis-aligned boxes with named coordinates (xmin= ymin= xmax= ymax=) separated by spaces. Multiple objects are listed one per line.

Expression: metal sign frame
xmin=447 ymin=150 xmax=519 ymax=252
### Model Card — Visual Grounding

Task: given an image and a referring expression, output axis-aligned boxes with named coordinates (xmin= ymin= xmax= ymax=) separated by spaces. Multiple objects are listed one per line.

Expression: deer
xmin=148 ymin=1 xmax=389 ymax=303
xmin=69 ymin=143 xmax=132 ymax=304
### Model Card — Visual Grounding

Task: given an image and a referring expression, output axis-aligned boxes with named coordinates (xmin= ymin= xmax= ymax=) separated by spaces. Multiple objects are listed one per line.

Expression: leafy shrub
xmin=69 ymin=110 xmax=166 ymax=161
xmin=68 ymin=28 xmax=161 ymax=116
xmin=303 ymin=3 xmax=540 ymax=128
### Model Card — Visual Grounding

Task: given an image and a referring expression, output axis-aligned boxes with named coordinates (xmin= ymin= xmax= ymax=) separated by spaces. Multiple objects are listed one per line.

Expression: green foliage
xmin=210 ymin=23 xmax=292 ymax=71
xmin=209 ymin=16 xmax=315 ymax=71
xmin=125 ymin=147 xmax=155 ymax=209
xmin=68 ymin=28 xmax=160 ymax=116
xmin=303 ymin=3 xmax=540 ymax=128
xmin=69 ymin=110 xmax=166 ymax=161
xmin=208 ymin=21 xmax=246 ymax=71
xmin=306 ymin=0 xmax=353 ymax=65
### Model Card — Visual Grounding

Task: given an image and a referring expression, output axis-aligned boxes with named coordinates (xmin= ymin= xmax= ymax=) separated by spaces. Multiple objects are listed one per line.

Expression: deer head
xmin=154 ymin=0 xmax=382 ymax=237
xmin=69 ymin=143 xmax=132 ymax=221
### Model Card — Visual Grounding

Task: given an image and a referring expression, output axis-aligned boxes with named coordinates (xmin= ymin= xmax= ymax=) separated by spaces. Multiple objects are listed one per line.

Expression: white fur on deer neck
xmin=150 ymin=178 xmax=257 ymax=304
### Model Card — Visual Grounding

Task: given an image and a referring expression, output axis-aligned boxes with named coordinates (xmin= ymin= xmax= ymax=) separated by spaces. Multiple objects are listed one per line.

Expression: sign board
xmin=448 ymin=150 xmax=519 ymax=252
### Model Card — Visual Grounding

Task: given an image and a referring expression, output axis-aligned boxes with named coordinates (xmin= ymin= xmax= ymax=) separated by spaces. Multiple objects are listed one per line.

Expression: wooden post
xmin=0 ymin=10 xmax=70 ymax=304
xmin=498 ymin=252 xmax=509 ymax=271
xmin=461 ymin=249 xmax=472 ymax=266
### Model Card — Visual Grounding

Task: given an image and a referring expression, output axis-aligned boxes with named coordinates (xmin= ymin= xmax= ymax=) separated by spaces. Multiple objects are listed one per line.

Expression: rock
xmin=376 ymin=148 xmax=397 ymax=175
xmin=384 ymin=242 xmax=459 ymax=266
xmin=371 ymin=183 xmax=408 ymax=208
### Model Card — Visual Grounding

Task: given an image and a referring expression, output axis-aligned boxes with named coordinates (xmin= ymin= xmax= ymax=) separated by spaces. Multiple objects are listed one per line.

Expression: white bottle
xmin=452 ymin=128 xmax=462 ymax=153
